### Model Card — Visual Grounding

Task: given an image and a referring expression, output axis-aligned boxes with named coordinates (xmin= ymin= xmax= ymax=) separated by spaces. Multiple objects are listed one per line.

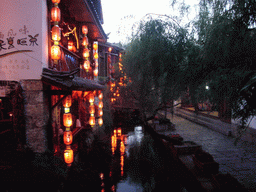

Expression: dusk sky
xmin=101 ymin=0 xmax=199 ymax=44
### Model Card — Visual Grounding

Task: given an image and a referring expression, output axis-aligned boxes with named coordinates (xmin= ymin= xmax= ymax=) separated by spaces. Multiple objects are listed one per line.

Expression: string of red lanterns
xmin=89 ymin=92 xmax=95 ymax=127
xmin=98 ymin=91 xmax=103 ymax=126
xmin=51 ymin=0 xmax=61 ymax=67
xmin=82 ymin=25 xmax=90 ymax=72
xmin=62 ymin=95 xmax=74 ymax=166
xmin=93 ymin=41 xmax=98 ymax=77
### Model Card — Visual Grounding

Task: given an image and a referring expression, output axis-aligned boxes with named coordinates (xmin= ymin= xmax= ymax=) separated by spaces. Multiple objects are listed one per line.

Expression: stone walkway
xmin=163 ymin=113 xmax=256 ymax=192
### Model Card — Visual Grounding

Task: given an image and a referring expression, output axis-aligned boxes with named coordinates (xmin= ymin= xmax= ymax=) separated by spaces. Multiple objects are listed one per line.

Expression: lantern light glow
xmin=64 ymin=146 xmax=73 ymax=165
xmin=82 ymin=25 xmax=88 ymax=35
xmin=51 ymin=7 xmax=61 ymax=22
xmin=64 ymin=131 xmax=73 ymax=145
xmin=51 ymin=45 xmax=61 ymax=60
xmin=63 ymin=113 xmax=72 ymax=127
xmin=52 ymin=25 xmax=61 ymax=41
xmin=89 ymin=116 xmax=95 ymax=126
xmin=98 ymin=101 xmax=103 ymax=109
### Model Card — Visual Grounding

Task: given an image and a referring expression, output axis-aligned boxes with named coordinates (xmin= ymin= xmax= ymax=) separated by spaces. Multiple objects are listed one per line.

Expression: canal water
xmin=100 ymin=126 xmax=187 ymax=192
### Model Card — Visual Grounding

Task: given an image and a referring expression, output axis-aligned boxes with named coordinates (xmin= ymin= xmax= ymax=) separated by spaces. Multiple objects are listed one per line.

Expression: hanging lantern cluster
xmin=89 ymin=92 xmax=95 ymax=127
xmin=108 ymin=48 xmax=112 ymax=78
xmin=51 ymin=0 xmax=61 ymax=66
xmin=93 ymin=41 xmax=99 ymax=77
xmin=62 ymin=95 xmax=73 ymax=166
xmin=82 ymin=25 xmax=90 ymax=72
xmin=98 ymin=91 xmax=103 ymax=127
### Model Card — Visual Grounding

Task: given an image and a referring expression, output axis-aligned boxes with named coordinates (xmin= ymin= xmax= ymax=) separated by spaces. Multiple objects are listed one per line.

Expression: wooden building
xmin=0 ymin=0 xmax=113 ymax=166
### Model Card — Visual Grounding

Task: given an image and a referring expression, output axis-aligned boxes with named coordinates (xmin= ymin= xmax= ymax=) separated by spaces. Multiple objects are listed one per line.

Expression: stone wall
xmin=20 ymin=80 xmax=49 ymax=153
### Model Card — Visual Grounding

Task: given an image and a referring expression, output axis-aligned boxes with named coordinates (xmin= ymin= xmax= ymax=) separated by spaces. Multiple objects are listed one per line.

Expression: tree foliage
xmin=122 ymin=17 xmax=189 ymax=121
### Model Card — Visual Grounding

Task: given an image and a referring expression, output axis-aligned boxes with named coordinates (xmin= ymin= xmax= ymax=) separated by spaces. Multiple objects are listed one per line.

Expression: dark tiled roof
xmin=42 ymin=68 xmax=104 ymax=91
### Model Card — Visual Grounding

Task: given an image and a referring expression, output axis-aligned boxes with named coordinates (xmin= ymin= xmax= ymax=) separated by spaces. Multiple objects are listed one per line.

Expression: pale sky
xmin=101 ymin=0 xmax=199 ymax=44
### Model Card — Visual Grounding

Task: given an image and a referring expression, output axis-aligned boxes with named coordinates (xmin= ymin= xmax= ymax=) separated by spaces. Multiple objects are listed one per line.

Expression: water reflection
xmin=109 ymin=126 xmax=184 ymax=192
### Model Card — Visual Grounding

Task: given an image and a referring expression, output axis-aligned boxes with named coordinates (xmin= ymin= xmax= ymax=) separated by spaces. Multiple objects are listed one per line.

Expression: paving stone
xmin=164 ymin=114 xmax=256 ymax=191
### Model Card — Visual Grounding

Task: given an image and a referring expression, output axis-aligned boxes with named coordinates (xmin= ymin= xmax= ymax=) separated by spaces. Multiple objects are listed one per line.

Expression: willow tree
xmin=122 ymin=17 xmax=189 ymax=123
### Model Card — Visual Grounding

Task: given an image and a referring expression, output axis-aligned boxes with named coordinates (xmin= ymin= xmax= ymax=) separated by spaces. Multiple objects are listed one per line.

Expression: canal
xmin=95 ymin=126 xmax=189 ymax=192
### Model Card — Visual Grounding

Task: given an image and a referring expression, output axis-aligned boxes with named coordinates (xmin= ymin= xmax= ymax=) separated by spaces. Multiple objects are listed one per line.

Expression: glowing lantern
xmin=51 ymin=7 xmax=61 ymax=22
xmin=98 ymin=101 xmax=103 ymax=109
xmin=95 ymin=60 xmax=98 ymax=68
xmin=98 ymin=117 xmax=103 ymax=126
xmin=63 ymin=113 xmax=72 ymax=127
xmin=82 ymin=25 xmax=88 ymax=35
xmin=51 ymin=45 xmax=61 ymax=60
xmin=63 ymin=131 xmax=73 ymax=145
xmin=108 ymin=47 xmax=112 ymax=52
xmin=117 ymin=128 xmax=122 ymax=137
xmin=98 ymin=108 xmax=103 ymax=117
xmin=68 ymin=40 xmax=73 ymax=51
xmin=52 ymin=0 xmax=60 ymax=3
xmin=120 ymin=141 xmax=125 ymax=154
xmin=62 ymin=95 xmax=72 ymax=108
xmin=94 ymin=52 xmax=99 ymax=59
xmin=93 ymin=69 xmax=98 ymax=76
xmin=89 ymin=105 xmax=95 ymax=114
xmin=108 ymin=55 xmax=111 ymax=63
xmin=93 ymin=43 xmax=98 ymax=50
xmin=89 ymin=93 xmax=94 ymax=103
xmin=52 ymin=25 xmax=61 ymax=41
xmin=82 ymin=36 xmax=89 ymax=47
xmin=64 ymin=146 xmax=73 ymax=166
xmin=84 ymin=60 xmax=90 ymax=70
xmin=98 ymin=92 xmax=103 ymax=100
xmin=89 ymin=116 xmax=95 ymax=126
xmin=83 ymin=48 xmax=90 ymax=58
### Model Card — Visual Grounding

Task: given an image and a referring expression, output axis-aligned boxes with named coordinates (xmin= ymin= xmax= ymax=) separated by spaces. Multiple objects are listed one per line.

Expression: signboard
xmin=0 ymin=0 xmax=48 ymax=81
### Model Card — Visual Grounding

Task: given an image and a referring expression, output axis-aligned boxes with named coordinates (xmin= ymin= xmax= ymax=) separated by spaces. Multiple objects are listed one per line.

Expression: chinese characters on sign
xmin=0 ymin=25 xmax=39 ymax=54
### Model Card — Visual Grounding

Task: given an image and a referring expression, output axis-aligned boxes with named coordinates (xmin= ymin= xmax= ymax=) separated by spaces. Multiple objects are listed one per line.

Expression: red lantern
xmin=89 ymin=105 xmax=95 ymax=114
xmin=52 ymin=0 xmax=60 ymax=3
xmin=98 ymin=117 xmax=103 ymax=126
xmin=68 ymin=40 xmax=73 ymax=51
xmin=62 ymin=95 xmax=72 ymax=108
xmin=64 ymin=146 xmax=73 ymax=166
xmin=84 ymin=60 xmax=90 ymax=70
xmin=98 ymin=101 xmax=103 ymax=109
xmin=63 ymin=113 xmax=72 ymax=127
xmin=89 ymin=116 xmax=95 ymax=126
xmin=117 ymin=128 xmax=122 ymax=137
xmin=82 ymin=25 xmax=88 ymax=35
xmin=82 ymin=36 xmax=89 ymax=47
xmin=52 ymin=25 xmax=61 ymax=41
xmin=94 ymin=52 xmax=99 ymax=59
xmin=63 ymin=131 xmax=73 ymax=145
xmin=95 ymin=60 xmax=98 ymax=68
xmin=98 ymin=92 xmax=103 ymax=100
xmin=89 ymin=93 xmax=94 ymax=103
xmin=83 ymin=48 xmax=90 ymax=58
xmin=98 ymin=108 xmax=103 ymax=117
xmin=93 ymin=43 xmax=98 ymax=50
xmin=51 ymin=45 xmax=61 ymax=60
xmin=51 ymin=7 xmax=61 ymax=22
xmin=93 ymin=69 xmax=98 ymax=77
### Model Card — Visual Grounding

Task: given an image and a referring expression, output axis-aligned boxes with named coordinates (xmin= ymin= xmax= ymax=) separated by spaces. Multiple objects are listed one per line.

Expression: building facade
xmin=0 ymin=0 xmax=115 ymax=166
